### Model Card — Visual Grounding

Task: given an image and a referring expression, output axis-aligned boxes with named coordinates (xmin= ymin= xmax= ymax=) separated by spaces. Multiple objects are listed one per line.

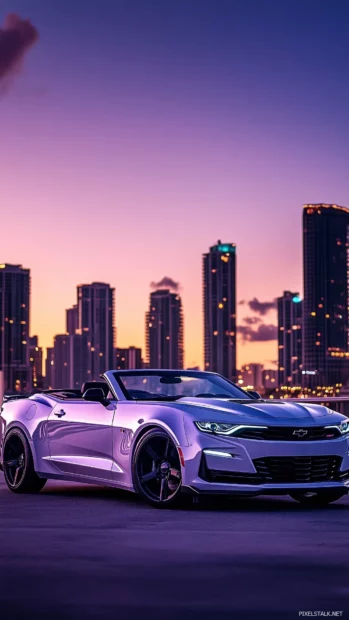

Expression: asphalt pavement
xmin=0 ymin=473 xmax=348 ymax=620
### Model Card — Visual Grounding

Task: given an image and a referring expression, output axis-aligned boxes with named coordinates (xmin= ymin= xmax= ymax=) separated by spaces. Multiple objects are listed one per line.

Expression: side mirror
xmin=247 ymin=390 xmax=262 ymax=400
xmin=83 ymin=387 xmax=108 ymax=404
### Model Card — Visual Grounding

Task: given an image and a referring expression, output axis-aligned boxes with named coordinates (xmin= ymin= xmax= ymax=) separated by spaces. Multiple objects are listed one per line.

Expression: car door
xmin=47 ymin=398 xmax=116 ymax=481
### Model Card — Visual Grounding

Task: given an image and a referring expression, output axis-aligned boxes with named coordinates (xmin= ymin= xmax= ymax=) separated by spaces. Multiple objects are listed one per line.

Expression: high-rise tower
xmin=303 ymin=204 xmax=349 ymax=385
xmin=203 ymin=241 xmax=236 ymax=380
xmin=146 ymin=289 xmax=184 ymax=369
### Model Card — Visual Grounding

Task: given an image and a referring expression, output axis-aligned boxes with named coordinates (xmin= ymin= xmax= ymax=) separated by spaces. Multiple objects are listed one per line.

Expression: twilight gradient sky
xmin=1 ymin=0 xmax=349 ymax=369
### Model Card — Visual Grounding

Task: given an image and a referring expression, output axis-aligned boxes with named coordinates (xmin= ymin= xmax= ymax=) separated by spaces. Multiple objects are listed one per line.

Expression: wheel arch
xmin=132 ymin=422 xmax=181 ymax=461
xmin=3 ymin=422 xmax=38 ymax=469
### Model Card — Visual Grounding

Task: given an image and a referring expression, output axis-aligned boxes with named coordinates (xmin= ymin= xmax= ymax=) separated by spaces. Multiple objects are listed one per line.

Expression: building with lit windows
xmin=45 ymin=347 xmax=54 ymax=389
xmin=29 ymin=335 xmax=43 ymax=390
xmin=238 ymin=363 xmax=263 ymax=393
xmin=277 ymin=291 xmax=302 ymax=386
xmin=303 ymin=204 xmax=349 ymax=386
xmin=146 ymin=289 xmax=184 ymax=369
xmin=66 ymin=305 xmax=78 ymax=335
xmin=262 ymin=369 xmax=278 ymax=392
xmin=0 ymin=264 xmax=31 ymax=393
xmin=52 ymin=334 xmax=72 ymax=388
xmin=77 ymin=283 xmax=115 ymax=380
xmin=203 ymin=241 xmax=236 ymax=380
xmin=115 ymin=346 xmax=143 ymax=370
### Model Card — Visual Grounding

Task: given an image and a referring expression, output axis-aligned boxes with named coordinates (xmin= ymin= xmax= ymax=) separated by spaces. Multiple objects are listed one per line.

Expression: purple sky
xmin=1 ymin=0 xmax=349 ymax=368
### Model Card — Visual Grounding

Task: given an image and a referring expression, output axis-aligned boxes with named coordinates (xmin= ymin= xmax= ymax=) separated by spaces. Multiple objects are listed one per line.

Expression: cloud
xmin=242 ymin=316 xmax=262 ymax=326
xmin=247 ymin=297 xmax=276 ymax=316
xmin=238 ymin=300 xmax=246 ymax=305
xmin=150 ymin=276 xmax=180 ymax=292
xmin=0 ymin=14 xmax=39 ymax=82
xmin=238 ymin=323 xmax=278 ymax=343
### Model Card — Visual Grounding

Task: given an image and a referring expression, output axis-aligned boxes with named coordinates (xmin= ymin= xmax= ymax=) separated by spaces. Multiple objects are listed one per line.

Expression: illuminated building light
xmin=292 ymin=296 xmax=301 ymax=303
xmin=218 ymin=303 xmax=224 ymax=309
xmin=310 ymin=312 xmax=316 ymax=317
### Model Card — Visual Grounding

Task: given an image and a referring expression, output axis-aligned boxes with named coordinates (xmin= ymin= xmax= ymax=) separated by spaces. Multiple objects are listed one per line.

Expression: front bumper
xmin=180 ymin=431 xmax=349 ymax=496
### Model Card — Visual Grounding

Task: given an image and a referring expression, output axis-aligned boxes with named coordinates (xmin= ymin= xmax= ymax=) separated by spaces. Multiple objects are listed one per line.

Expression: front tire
xmin=132 ymin=429 xmax=182 ymax=507
xmin=3 ymin=429 xmax=47 ymax=493
xmin=289 ymin=490 xmax=346 ymax=506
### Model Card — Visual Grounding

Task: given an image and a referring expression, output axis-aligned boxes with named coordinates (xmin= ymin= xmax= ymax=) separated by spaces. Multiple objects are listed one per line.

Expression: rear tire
xmin=3 ymin=429 xmax=47 ymax=494
xmin=132 ymin=429 xmax=182 ymax=508
xmin=289 ymin=490 xmax=346 ymax=506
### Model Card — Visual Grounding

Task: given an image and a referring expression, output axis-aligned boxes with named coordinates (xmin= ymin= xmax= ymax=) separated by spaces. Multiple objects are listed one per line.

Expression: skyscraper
xmin=303 ymin=204 xmax=349 ymax=385
xmin=277 ymin=291 xmax=302 ymax=386
xmin=203 ymin=241 xmax=236 ymax=380
xmin=45 ymin=347 xmax=54 ymax=389
xmin=66 ymin=304 xmax=78 ymax=335
xmin=146 ymin=289 xmax=184 ymax=368
xmin=52 ymin=334 xmax=72 ymax=388
xmin=0 ymin=264 xmax=30 ymax=393
xmin=29 ymin=335 xmax=43 ymax=389
xmin=115 ymin=346 xmax=143 ymax=370
xmin=77 ymin=282 xmax=115 ymax=380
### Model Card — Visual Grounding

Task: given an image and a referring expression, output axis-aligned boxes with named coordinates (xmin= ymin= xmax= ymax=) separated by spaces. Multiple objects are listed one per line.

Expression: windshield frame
xmin=112 ymin=370 xmax=254 ymax=401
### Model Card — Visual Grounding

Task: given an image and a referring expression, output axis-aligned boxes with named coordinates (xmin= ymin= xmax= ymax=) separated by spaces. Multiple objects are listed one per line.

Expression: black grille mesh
xmin=236 ymin=426 xmax=341 ymax=441
xmin=253 ymin=455 xmax=341 ymax=483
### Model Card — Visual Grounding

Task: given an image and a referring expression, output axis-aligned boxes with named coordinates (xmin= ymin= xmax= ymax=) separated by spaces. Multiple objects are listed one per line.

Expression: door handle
xmin=54 ymin=409 xmax=66 ymax=418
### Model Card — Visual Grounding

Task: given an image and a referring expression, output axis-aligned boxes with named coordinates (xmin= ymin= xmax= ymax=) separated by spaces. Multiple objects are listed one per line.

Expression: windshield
xmin=114 ymin=371 xmax=252 ymax=401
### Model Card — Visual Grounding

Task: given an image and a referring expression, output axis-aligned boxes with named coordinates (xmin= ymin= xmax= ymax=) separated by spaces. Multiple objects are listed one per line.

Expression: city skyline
xmin=2 ymin=1 xmax=349 ymax=370
xmin=2 ymin=201 xmax=349 ymax=380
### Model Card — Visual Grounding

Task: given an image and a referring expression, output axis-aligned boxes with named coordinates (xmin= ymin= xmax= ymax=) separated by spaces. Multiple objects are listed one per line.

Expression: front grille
xmin=236 ymin=426 xmax=341 ymax=441
xmin=253 ymin=456 xmax=342 ymax=483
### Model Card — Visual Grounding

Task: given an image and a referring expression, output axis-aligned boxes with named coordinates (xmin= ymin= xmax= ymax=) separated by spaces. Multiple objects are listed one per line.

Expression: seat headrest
xmin=81 ymin=381 xmax=109 ymax=397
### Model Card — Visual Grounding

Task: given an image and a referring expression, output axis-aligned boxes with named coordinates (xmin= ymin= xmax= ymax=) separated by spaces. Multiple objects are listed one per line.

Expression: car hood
xmin=175 ymin=397 xmax=345 ymax=426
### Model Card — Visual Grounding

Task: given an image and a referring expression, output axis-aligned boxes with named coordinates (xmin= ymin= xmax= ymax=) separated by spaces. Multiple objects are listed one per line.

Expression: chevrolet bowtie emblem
xmin=293 ymin=429 xmax=308 ymax=438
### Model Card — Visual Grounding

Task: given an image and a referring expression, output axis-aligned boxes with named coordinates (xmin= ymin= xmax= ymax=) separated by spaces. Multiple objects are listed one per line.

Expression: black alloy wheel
xmin=3 ymin=429 xmax=47 ymax=493
xmin=289 ymin=489 xmax=346 ymax=506
xmin=133 ymin=429 xmax=182 ymax=507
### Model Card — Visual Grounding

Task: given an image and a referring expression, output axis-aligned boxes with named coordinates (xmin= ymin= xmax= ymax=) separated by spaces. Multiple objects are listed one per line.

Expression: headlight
xmin=195 ymin=421 xmax=240 ymax=435
xmin=339 ymin=421 xmax=349 ymax=434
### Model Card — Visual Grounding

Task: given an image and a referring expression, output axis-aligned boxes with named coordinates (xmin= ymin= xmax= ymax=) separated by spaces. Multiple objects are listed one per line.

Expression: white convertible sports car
xmin=1 ymin=369 xmax=349 ymax=507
